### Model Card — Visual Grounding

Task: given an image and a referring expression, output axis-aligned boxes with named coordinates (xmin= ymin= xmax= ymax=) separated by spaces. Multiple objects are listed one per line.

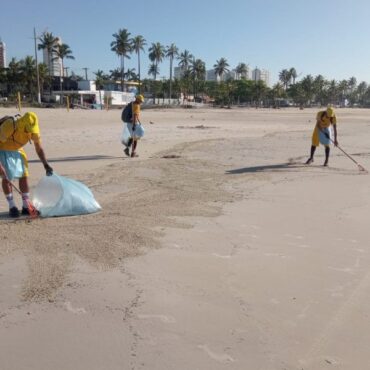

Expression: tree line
xmin=1 ymin=28 xmax=370 ymax=108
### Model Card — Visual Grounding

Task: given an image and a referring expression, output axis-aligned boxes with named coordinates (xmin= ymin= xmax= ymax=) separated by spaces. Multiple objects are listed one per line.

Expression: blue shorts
xmin=0 ymin=150 xmax=26 ymax=180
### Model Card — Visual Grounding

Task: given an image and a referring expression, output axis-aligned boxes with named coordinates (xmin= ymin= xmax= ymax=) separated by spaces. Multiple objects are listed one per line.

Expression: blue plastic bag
xmin=32 ymin=174 xmax=101 ymax=217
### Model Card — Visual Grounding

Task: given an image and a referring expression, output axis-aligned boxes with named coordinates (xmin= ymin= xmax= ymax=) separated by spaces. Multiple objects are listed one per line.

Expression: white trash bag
xmin=32 ymin=174 xmax=101 ymax=217
xmin=120 ymin=122 xmax=145 ymax=146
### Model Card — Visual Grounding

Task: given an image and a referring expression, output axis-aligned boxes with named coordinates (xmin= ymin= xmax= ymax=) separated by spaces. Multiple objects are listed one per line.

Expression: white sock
xmin=22 ymin=193 xmax=30 ymax=208
xmin=6 ymin=193 xmax=16 ymax=209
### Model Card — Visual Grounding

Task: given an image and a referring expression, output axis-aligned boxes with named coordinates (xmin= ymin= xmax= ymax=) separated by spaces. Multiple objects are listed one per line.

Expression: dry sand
xmin=0 ymin=106 xmax=370 ymax=369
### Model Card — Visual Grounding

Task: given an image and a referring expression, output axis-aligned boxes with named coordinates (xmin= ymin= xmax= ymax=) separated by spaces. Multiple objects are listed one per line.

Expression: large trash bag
xmin=32 ymin=174 xmax=101 ymax=217
xmin=120 ymin=123 xmax=131 ymax=146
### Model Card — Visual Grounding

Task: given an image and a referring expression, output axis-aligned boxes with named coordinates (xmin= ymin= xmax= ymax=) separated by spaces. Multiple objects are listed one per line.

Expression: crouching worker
xmin=305 ymin=106 xmax=338 ymax=167
xmin=122 ymin=94 xmax=145 ymax=158
xmin=0 ymin=112 xmax=53 ymax=217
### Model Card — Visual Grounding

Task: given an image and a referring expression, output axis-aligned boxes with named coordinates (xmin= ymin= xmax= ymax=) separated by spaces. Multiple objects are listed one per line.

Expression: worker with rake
xmin=305 ymin=106 xmax=338 ymax=167
xmin=0 ymin=112 xmax=53 ymax=218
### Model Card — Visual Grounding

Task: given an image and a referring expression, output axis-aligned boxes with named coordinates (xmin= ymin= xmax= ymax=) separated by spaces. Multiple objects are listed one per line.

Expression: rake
xmin=321 ymin=129 xmax=368 ymax=173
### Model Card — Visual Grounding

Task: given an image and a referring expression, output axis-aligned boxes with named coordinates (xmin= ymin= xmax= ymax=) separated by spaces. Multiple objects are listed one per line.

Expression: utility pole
xmin=82 ymin=67 xmax=88 ymax=80
xmin=33 ymin=27 xmax=41 ymax=104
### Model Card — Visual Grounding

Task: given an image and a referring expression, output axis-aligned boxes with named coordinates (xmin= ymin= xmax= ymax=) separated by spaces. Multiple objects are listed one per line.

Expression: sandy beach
xmin=1 ymin=106 xmax=370 ymax=370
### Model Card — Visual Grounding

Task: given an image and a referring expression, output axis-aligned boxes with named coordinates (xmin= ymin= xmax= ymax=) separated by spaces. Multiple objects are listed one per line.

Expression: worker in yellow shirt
xmin=305 ymin=106 xmax=338 ymax=167
xmin=0 ymin=112 xmax=53 ymax=217
xmin=122 ymin=94 xmax=145 ymax=158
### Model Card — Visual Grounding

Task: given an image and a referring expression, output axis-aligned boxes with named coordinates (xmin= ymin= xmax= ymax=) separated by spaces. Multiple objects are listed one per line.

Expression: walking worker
xmin=0 ymin=112 xmax=53 ymax=217
xmin=122 ymin=94 xmax=145 ymax=158
xmin=305 ymin=106 xmax=338 ymax=167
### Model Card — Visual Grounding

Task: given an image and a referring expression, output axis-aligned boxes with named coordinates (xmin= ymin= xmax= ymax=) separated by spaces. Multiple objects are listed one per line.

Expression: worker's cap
xmin=18 ymin=112 xmax=39 ymax=134
xmin=326 ymin=106 xmax=335 ymax=118
xmin=135 ymin=94 xmax=144 ymax=102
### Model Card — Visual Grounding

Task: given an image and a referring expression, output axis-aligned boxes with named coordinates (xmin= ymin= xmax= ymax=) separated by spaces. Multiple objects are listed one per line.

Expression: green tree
xmin=38 ymin=32 xmax=59 ymax=94
xmin=213 ymin=57 xmax=229 ymax=82
xmin=166 ymin=43 xmax=179 ymax=101
xmin=53 ymin=43 xmax=75 ymax=91
xmin=279 ymin=69 xmax=291 ymax=90
xmin=148 ymin=42 xmax=165 ymax=103
xmin=20 ymin=56 xmax=37 ymax=100
xmin=235 ymin=63 xmax=248 ymax=80
xmin=178 ymin=49 xmax=193 ymax=71
xmin=111 ymin=28 xmax=132 ymax=91
xmin=131 ymin=35 xmax=146 ymax=92
xmin=94 ymin=69 xmax=107 ymax=109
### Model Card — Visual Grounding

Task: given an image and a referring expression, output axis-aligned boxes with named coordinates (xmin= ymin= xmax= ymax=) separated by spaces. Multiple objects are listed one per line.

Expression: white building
xmin=174 ymin=66 xmax=186 ymax=79
xmin=0 ymin=39 xmax=6 ymax=68
xmin=206 ymin=69 xmax=220 ymax=82
xmin=251 ymin=67 xmax=270 ymax=86
xmin=43 ymin=37 xmax=62 ymax=77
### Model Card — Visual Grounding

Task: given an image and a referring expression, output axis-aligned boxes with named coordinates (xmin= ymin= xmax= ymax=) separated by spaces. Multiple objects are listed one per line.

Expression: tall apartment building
xmin=0 ymin=39 xmax=6 ymax=68
xmin=206 ymin=69 xmax=221 ymax=82
xmin=251 ymin=67 xmax=270 ymax=86
xmin=42 ymin=37 xmax=62 ymax=77
xmin=174 ymin=66 xmax=186 ymax=79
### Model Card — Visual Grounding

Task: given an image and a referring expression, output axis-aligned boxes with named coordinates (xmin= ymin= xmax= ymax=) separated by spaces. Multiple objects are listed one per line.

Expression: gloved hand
xmin=44 ymin=164 xmax=53 ymax=176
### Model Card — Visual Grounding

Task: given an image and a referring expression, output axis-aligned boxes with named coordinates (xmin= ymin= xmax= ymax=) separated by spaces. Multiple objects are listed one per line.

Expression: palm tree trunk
xmin=121 ymin=56 xmax=124 ymax=92
xmin=138 ymin=51 xmax=141 ymax=93
xmin=169 ymin=56 xmax=173 ymax=104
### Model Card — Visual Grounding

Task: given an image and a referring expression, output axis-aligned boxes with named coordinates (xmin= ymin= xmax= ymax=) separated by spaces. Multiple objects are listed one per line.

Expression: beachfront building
xmin=43 ymin=37 xmax=62 ymax=77
xmin=252 ymin=67 xmax=270 ymax=86
xmin=0 ymin=39 xmax=6 ymax=68
xmin=206 ymin=69 xmax=221 ymax=82
xmin=174 ymin=66 xmax=187 ymax=79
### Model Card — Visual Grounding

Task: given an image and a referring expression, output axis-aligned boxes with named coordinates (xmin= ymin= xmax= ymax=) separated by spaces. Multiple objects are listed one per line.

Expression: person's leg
xmin=305 ymin=145 xmax=316 ymax=164
xmin=124 ymin=138 xmax=133 ymax=156
xmin=131 ymin=140 xmax=138 ymax=157
xmin=323 ymin=146 xmax=330 ymax=166
xmin=2 ymin=178 xmax=19 ymax=217
xmin=19 ymin=176 xmax=32 ymax=213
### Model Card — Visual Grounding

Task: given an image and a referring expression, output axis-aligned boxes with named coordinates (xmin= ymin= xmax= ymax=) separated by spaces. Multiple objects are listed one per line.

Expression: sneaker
xmin=305 ymin=158 xmax=313 ymax=165
xmin=22 ymin=207 xmax=40 ymax=216
xmin=9 ymin=206 xmax=20 ymax=218
xmin=22 ymin=207 xmax=31 ymax=215
xmin=124 ymin=147 xmax=130 ymax=157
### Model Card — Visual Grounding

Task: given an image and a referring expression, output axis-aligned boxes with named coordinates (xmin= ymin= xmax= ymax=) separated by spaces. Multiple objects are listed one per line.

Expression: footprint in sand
xmin=137 ymin=314 xmax=176 ymax=323
xmin=212 ymin=253 xmax=232 ymax=259
xmin=197 ymin=344 xmax=235 ymax=363
xmin=64 ymin=301 xmax=87 ymax=314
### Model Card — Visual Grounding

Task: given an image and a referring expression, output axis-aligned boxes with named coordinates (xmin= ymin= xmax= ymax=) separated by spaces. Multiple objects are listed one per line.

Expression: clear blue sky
xmin=1 ymin=0 xmax=369 ymax=85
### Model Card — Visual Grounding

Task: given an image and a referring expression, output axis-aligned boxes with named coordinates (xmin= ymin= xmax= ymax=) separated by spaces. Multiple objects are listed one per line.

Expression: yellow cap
xmin=18 ymin=112 xmax=39 ymax=134
xmin=326 ymin=106 xmax=335 ymax=118
xmin=135 ymin=94 xmax=144 ymax=102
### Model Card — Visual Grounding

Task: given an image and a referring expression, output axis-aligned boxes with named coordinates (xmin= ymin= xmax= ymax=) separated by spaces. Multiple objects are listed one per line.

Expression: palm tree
xmin=124 ymin=68 xmax=138 ymax=81
xmin=148 ymin=42 xmax=165 ymax=103
xmin=178 ymin=49 xmax=193 ymax=72
xmin=235 ymin=63 xmax=248 ymax=80
xmin=213 ymin=58 xmax=229 ymax=82
xmin=7 ymin=58 xmax=23 ymax=95
xmin=20 ymin=56 xmax=37 ymax=100
xmin=110 ymin=29 xmax=132 ymax=91
xmin=289 ymin=67 xmax=297 ymax=85
xmin=190 ymin=58 xmax=206 ymax=100
xmin=148 ymin=63 xmax=159 ymax=79
xmin=94 ymin=69 xmax=108 ymax=110
xmin=166 ymin=43 xmax=179 ymax=102
xmin=279 ymin=69 xmax=290 ymax=90
xmin=131 ymin=35 xmax=146 ymax=93
xmin=38 ymin=32 xmax=59 ymax=94
xmin=53 ymin=43 xmax=75 ymax=92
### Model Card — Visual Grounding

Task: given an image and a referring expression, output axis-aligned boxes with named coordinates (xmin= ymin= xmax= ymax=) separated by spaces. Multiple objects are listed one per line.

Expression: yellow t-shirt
xmin=0 ymin=112 xmax=41 ymax=151
xmin=316 ymin=110 xmax=337 ymax=128
xmin=132 ymin=102 xmax=140 ymax=118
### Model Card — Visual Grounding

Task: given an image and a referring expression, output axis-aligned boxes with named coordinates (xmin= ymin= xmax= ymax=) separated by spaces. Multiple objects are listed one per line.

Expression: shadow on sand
xmin=226 ymin=163 xmax=306 ymax=174
xmin=29 ymin=155 xmax=121 ymax=164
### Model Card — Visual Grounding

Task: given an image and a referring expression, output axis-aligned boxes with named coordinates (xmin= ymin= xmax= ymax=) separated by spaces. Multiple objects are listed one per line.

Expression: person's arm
xmin=34 ymin=141 xmax=53 ymax=175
